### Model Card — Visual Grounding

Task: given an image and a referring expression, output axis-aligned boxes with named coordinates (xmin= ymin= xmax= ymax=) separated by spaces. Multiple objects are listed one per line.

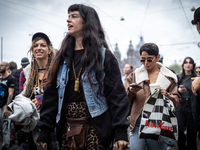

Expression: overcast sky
xmin=0 ymin=0 xmax=200 ymax=69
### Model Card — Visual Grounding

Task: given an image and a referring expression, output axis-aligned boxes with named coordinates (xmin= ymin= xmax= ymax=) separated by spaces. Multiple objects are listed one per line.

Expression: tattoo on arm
xmin=6 ymin=94 xmax=13 ymax=105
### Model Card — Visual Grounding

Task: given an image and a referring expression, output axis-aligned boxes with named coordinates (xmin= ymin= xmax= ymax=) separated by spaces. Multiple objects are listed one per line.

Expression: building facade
xmin=113 ymin=36 xmax=144 ymax=76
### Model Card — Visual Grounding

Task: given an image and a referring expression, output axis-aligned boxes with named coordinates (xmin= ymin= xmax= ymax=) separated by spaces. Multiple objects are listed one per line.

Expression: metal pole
xmin=1 ymin=37 xmax=3 ymax=62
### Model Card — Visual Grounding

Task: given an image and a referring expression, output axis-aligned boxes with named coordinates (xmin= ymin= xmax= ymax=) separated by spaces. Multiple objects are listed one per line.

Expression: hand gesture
xmin=128 ymin=83 xmax=142 ymax=94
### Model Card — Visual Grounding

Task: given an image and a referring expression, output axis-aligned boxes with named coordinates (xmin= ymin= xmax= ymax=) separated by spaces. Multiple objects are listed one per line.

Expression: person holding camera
xmin=176 ymin=57 xmax=200 ymax=150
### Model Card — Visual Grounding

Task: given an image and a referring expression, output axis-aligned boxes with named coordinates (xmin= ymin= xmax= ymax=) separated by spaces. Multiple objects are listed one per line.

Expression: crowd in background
xmin=0 ymin=4 xmax=200 ymax=150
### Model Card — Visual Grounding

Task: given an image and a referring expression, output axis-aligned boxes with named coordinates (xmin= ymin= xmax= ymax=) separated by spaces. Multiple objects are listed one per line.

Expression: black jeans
xmin=176 ymin=109 xmax=197 ymax=150
xmin=17 ymin=130 xmax=37 ymax=150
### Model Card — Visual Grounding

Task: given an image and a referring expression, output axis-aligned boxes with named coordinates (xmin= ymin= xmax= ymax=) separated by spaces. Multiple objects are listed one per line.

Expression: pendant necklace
xmin=72 ymin=60 xmax=82 ymax=92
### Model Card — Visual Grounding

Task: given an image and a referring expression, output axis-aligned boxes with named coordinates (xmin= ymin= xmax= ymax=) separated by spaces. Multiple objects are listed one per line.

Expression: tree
xmin=169 ymin=64 xmax=182 ymax=74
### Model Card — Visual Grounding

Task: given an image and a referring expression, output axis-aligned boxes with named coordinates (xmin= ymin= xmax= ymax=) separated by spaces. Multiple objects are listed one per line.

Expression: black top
xmin=11 ymin=68 xmax=22 ymax=99
xmin=65 ymin=49 xmax=84 ymax=103
xmin=176 ymin=72 xmax=200 ymax=131
xmin=180 ymin=75 xmax=191 ymax=99
xmin=177 ymin=75 xmax=192 ymax=113
xmin=26 ymin=78 xmax=47 ymax=100
xmin=31 ymin=78 xmax=47 ymax=99
xmin=0 ymin=74 xmax=15 ymax=107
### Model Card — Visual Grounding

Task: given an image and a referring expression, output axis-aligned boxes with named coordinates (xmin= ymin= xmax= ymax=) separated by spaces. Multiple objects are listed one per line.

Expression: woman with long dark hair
xmin=37 ymin=4 xmax=129 ymax=150
xmin=176 ymin=57 xmax=200 ymax=150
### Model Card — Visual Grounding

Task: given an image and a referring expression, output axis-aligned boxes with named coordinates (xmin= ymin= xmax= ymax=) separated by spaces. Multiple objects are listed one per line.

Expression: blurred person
xmin=0 ymin=62 xmax=15 ymax=150
xmin=158 ymin=54 xmax=163 ymax=63
xmin=12 ymin=57 xmax=30 ymax=99
xmin=9 ymin=57 xmax=30 ymax=146
xmin=37 ymin=4 xmax=129 ymax=150
xmin=125 ymin=43 xmax=180 ymax=150
xmin=122 ymin=64 xmax=133 ymax=84
xmin=176 ymin=57 xmax=200 ymax=150
xmin=192 ymin=7 xmax=200 ymax=34
xmin=195 ymin=66 xmax=200 ymax=76
xmin=191 ymin=7 xmax=200 ymax=95
xmin=8 ymin=61 xmax=17 ymax=74
xmin=157 ymin=55 xmax=176 ymax=74
xmin=16 ymin=32 xmax=55 ymax=149
xmin=197 ymin=66 xmax=200 ymax=140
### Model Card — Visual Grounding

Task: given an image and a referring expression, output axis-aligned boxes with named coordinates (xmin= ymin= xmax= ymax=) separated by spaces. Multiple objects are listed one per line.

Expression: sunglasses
xmin=196 ymin=71 xmax=200 ymax=74
xmin=140 ymin=59 xmax=153 ymax=62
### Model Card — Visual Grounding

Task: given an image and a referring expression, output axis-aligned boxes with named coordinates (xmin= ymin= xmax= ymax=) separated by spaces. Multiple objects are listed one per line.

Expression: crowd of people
xmin=0 ymin=3 xmax=200 ymax=150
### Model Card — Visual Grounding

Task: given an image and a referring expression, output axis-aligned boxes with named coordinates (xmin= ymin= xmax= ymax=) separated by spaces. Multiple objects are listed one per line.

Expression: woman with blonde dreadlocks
xmin=20 ymin=32 xmax=54 ymax=104
xmin=17 ymin=32 xmax=55 ymax=150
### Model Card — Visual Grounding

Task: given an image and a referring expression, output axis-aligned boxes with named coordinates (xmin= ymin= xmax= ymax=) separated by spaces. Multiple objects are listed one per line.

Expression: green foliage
xmin=169 ymin=64 xmax=182 ymax=74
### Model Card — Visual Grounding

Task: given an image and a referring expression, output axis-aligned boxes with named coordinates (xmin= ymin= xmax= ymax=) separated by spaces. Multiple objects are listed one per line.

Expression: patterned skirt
xmin=61 ymin=101 xmax=110 ymax=150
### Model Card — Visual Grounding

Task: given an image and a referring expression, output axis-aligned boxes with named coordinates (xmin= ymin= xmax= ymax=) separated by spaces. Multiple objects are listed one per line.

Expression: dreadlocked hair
xmin=24 ymin=37 xmax=55 ymax=98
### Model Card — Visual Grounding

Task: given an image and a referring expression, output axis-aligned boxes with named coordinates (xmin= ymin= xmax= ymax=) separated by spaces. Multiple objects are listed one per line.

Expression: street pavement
xmin=1 ymin=135 xmax=200 ymax=150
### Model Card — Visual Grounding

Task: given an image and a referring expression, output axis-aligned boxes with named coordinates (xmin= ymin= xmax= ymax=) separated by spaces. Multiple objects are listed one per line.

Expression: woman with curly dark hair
xmin=37 ymin=4 xmax=129 ymax=150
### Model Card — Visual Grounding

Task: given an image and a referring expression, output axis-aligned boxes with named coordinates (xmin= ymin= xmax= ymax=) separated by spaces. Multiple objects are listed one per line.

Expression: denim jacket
xmin=37 ymin=46 xmax=130 ymax=146
xmin=56 ymin=46 xmax=108 ymax=123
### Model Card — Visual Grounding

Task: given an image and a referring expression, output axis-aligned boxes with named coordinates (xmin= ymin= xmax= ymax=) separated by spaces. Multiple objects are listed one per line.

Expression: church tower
xmin=113 ymin=43 xmax=121 ymax=62
xmin=136 ymin=36 xmax=144 ymax=51
xmin=113 ymin=43 xmax=123 ymax=75
xmin=114 ymin=36 xmax=145 ymax=76
xmin=134 ymin=36 xmax=144 ymax=68
xmin=126 ymin=40 xmax=135 ymax=67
